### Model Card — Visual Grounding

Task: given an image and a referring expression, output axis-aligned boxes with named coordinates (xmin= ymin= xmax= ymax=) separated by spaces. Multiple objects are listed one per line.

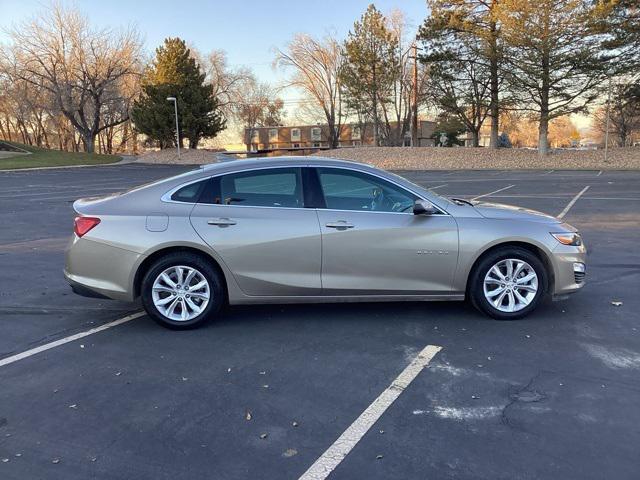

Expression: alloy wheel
xmin=483 ymin=258 xmax=538 ymax=313
xmin=151 ymin=265 xmax=210 ymax=321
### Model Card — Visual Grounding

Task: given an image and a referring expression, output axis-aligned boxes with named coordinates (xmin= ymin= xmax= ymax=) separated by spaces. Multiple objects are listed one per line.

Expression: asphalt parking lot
xmin=1 ymin=163 xmax=639 ymax=479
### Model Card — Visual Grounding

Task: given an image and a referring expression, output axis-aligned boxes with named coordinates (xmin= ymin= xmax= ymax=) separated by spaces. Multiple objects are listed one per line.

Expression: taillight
xmin=74 ymin=216 xmax=101 ymax=237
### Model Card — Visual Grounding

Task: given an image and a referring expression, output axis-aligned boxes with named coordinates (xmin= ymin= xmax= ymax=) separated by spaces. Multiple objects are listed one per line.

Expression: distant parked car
xmin=65 ymin=157 xmax=586 ymax=329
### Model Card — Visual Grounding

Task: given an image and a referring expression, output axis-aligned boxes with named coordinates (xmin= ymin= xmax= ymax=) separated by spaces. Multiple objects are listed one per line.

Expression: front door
xmin=190 ymin=167 xmax=321 ymax=296
xmin=314 ymin=167 xmax=459 ymax=294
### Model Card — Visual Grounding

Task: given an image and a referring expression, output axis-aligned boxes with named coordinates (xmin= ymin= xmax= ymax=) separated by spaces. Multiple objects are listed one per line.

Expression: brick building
xmin=244 ymin=121 xmax=436 ymax=152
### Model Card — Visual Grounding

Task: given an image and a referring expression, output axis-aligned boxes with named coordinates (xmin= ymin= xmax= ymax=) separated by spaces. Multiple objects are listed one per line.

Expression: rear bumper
xmin=64 ymin=235 xmax=141 ymax=302
xmin=67 ymin=278 xmax=112 ymax=300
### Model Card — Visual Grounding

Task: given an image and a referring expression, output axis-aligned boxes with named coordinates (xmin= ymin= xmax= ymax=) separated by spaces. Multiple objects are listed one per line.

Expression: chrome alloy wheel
xmin=483 ymin=258 xmax=538 ymax=313
xmin=151 ymin=265 xmax=210 ymax=321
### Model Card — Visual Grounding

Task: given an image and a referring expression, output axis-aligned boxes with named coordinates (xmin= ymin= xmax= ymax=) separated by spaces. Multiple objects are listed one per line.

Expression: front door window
xmin=316 ymin=168 xmax=416 ymax=213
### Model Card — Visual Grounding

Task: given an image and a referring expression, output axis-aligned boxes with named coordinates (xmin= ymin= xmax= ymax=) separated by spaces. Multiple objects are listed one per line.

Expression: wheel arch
xmin=464 ymin=240 xmax=555 ymax=296
xmin=133 ymin=244 xmax=229 ymax=302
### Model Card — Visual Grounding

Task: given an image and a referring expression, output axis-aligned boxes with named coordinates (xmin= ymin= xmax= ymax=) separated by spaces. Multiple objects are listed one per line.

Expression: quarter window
xmin=219 ymin=168 xmax=303 ymax=208
xmin=170 ymin=179 xmax=208 ymax=203
xmin=316 ymin=168 xmax=416 ymax=213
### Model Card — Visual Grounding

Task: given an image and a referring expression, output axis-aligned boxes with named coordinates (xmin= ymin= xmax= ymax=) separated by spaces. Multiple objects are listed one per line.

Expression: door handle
xmin=207 ymin=218 xmax=237 ymax=227
xmin=325 ymin=221 xmax=355 ymax=229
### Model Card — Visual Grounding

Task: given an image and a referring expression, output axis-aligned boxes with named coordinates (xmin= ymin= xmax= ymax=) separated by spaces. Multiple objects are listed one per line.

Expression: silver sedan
xmin=64 ymin=157 xmax=586 ymax=329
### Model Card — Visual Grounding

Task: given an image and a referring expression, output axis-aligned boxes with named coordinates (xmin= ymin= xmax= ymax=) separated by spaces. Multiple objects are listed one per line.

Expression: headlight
xmin=551 ymin=232 xmax=582 ymax=246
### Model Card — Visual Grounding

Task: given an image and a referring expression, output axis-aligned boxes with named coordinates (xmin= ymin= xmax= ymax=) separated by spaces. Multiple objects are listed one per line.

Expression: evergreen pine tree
xmin=132 ymin=38 xmax=225 ymax=149
xmin=340 ymin=5 xmax=397 ymax=146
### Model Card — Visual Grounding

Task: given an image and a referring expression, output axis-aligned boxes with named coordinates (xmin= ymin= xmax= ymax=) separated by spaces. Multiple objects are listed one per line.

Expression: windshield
xmin=385 ymin=170 xmax=450 ymax=202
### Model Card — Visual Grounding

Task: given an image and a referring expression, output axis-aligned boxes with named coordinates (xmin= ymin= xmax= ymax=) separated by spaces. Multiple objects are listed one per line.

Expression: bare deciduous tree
xmin=235 ymin=81 xmax=285 ymax=150
xmin=275 ymin=33 xmax=345 ymax=148
xmin=380 ymin=10 xmax=429 ymax=146
xmin=0 ymin=3 xmax=142 ymax=153
xmin=592 ymin=79 xmax=640 ymax=147
xmin=203 ymin=50 xmax=255 ymax=119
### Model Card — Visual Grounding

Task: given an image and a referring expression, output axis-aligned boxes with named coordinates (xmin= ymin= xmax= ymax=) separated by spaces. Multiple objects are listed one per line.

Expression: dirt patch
xmin=137 ymin=149 xmax=224 ymax=165
xmin=315 ymin=146 xmax=640 ymax=170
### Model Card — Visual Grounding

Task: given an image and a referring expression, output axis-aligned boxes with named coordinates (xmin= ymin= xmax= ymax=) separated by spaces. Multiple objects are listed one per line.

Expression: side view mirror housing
xmin=413 ymin=199 xmax=437 ymax=215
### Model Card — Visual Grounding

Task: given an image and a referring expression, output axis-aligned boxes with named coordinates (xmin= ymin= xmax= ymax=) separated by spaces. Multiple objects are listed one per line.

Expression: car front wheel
xmin=141 ymin=252 xmax=224 ymax=329
xmin=470 ymin=247 xmax=548 ymax=320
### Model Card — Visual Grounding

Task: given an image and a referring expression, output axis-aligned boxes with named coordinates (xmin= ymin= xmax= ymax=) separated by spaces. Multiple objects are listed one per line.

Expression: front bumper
xmin=64 ymin=235 xmax=141 ymax=302
xmin=551 ymin=242 xmax=587 ymax=297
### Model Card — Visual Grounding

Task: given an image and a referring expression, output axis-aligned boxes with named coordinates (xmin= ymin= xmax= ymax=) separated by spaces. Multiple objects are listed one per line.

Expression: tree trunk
xmin=489 ymin=18 xmax=500 ymax=150
xmin=538 ymin=113 xmax=549 ymax=156
xmin=132 ymin=126 xmax=138 ymax=154
xmin=106 ymin=128 xmax=114 ymax=154
xmin=118 ymin=121 xmax=130 ymax=152
xmin=471 ymin=129 xmax=480 ymax=147
xmin=82 ymin=133 xmax=96 ymax=153
xmin=4 ymin=117 xmax=13 ymax=141
xmin=372 ymin=60 xmax=379 ymax=147
xmin=619 ymin=130 xmax=627 ymax=148
xmin=0 ymin=119 xmax=7 ymax=141
xmin=539 ymin=38 xmax=550 ymax=157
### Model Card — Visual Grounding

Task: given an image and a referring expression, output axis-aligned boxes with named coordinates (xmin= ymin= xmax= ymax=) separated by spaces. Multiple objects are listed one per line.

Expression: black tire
xmin=469 ymin=246 xmax=548 ymax=320
xmin=141 ymin=252 xmax=224 ymax=330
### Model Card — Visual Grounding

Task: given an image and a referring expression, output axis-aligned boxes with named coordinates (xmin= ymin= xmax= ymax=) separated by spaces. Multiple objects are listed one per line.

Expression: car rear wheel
xmin=470 ymin=247 xmax=548 ymax=320
xmin=141 ymin=252 xmax=224 ymax=329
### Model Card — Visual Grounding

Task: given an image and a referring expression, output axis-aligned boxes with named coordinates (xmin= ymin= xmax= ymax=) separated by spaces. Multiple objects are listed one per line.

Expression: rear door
xmin=189 ymin=167 xmax=322 ymax=296
xmin=313 ymin=167 xmax=459 ymax=294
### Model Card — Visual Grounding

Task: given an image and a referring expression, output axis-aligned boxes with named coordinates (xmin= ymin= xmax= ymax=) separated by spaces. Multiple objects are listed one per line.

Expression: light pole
xmin=412 ymin=42 xmax=418 ymax=147
xmin=407 ymin=41 xmax=424 ymax=147
xmin=166 ymin=96 xmax=180 ymax=159
xmin=604 ymin=78 xmax=612 ymax=163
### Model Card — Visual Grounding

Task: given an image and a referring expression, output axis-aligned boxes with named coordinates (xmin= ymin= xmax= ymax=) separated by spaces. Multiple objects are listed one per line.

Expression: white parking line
xmin=597 ymin=170 xmax=603 ymax=177
xmin=298 ymin=344 xmax=442 ymax=480
xmin=1 ymin=187 xmax=124 ymax=200
xmin=472 ymin=184 xmax=515 ymax=200
xmin=428 ymin=184 xmax=448 ymax=190
xmin=0 ymin=312 xmax=145 ymax=368
xmin=557 ymin=186 xmax=590 ymax=219
xmin=26 ymin=190 xmax=124 ymax=202
xmin=542 ymin=170 xmax=555 ymax=175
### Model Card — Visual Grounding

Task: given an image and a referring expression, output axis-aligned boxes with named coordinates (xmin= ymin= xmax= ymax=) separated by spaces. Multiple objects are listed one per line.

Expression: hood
xmin=473 ymin=201 xmax=561 ymax=224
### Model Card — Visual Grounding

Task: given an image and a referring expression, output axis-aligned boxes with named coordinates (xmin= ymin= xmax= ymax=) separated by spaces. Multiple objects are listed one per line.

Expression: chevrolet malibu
xmin=64 ymin=157 xmax=586 ymax=329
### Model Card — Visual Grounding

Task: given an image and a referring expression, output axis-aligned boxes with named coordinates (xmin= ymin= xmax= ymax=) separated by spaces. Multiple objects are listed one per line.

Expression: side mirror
xmin=413 ymin=199 xmax=437 ymax=215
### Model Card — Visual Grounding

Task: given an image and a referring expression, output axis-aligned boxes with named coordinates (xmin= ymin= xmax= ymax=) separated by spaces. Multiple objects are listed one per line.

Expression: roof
xmin=200 ymin=155 xmax=371 ymax=172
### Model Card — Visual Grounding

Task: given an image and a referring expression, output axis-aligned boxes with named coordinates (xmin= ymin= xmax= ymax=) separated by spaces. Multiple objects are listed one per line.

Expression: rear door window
xmin=218 ymin=168 xmax=303 ymax=208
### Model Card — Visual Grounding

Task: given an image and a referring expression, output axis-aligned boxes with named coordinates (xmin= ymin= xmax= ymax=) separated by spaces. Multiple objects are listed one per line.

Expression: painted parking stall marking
xmin=0 ymin=312 xmax=145 ymax=368
xmin=298 ymin=344 xmax=442 ymax=480
xmin=558 ymin=185 xmax=590 ymax=219
xmin=472 ymin=184 xmax=515 ymax=201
